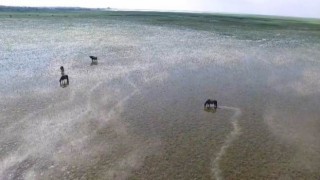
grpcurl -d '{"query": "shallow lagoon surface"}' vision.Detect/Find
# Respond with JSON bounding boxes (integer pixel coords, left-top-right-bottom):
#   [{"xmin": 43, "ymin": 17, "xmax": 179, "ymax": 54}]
[{"xmin": 0, "ymin": 11, "xmax": 320, "ymax": 179}]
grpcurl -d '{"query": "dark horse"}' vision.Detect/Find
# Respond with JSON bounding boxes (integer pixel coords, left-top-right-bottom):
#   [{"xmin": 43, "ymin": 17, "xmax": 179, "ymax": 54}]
[
  {"xmin": 204, "ymin": 99, "xmax": 218, "ymax": 109},
  {"xmin": 59, "ymin": 75, "xmax": 69, "ymax": 86},
  {"xmin": 89, "ymin": 56, "xmax": 98, "ymax": 62}
]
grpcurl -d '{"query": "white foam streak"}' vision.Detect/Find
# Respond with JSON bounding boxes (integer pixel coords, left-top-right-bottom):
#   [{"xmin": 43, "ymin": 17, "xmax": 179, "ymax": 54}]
[{"xmin": 211, "ymin": 106, "xmax": 242, "ymax": 180}]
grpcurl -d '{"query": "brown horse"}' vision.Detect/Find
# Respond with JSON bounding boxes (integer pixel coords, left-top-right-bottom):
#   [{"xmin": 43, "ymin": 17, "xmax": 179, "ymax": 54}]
[{"xmin": 204, "ymin": 99, "xmax": 218, "ymax": 109}]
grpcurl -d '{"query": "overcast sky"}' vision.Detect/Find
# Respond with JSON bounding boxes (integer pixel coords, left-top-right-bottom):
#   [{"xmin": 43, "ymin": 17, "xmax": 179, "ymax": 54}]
[{"xmin": 1, "ymin": 0, "xmax": 320, "ymax": 18}]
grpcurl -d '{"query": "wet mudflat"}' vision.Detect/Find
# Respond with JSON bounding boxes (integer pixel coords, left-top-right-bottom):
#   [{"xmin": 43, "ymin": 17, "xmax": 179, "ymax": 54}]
[{"xmin": 0, "ymin": 11, "xmax": 320, "ymax": 179}]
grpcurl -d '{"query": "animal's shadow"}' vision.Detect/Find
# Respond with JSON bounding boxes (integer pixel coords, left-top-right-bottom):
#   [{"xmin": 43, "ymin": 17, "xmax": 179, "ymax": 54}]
[{"xmin": 204, "ymin": 107, "xmax": 216, "ymax": 113}]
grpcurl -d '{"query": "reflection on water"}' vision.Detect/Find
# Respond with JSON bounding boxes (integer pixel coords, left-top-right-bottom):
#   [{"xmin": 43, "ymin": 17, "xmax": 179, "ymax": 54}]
[
  {"xmin": 204, "ymin": 107, "xmax": 217, "ymax": 113},
  {"xmin": 90, "ymin": 61, "xmax": 98, "ymax": 66},
  {"xmin": 60, "ymin": 83, "xmax": 69, "ymax": 88},
  {"xmin": 0, "ymin": 12, "xmax": 320, "ymax": 179}
]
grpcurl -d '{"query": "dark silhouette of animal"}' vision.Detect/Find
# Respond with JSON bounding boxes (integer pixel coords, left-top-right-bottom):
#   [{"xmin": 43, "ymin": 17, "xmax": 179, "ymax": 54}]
[
  {"xmin": 89, "ymin": 56, "xmax": 98, "ymax": 63},
  {"xmin": 60, "ymin": 66, "xmax": 64, "ymax": 74},
  {"xmin": 204, "ymin": 99, "xmax": 218, "ymax": 109},
  {"xmin": 59, "ymin": 75, "xmax": 69, "ymax": 86}
]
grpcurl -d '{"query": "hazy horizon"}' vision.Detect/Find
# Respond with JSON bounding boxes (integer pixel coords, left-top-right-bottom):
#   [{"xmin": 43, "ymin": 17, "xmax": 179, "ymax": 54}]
[{"xmin": 1, "ymin": 0, "xmax": 320, "ymax": 19}]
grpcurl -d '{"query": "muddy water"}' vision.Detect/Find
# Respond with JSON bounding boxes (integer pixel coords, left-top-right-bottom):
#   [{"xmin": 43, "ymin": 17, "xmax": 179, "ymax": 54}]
[{"xmin": 1, "ymin": 13, "xmax": 320, "ymax": 179}]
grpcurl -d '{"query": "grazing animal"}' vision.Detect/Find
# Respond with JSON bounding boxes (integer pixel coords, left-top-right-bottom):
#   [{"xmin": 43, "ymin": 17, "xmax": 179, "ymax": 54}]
[
  {"xmin": 59, "ymin": 75, "xmax": 69, "ymax": 86},
  {"xmin": 89, "ymin": 56, "xmax": 98, "ymax": 63},
  {"xmin": 204, "ymin": 99, "xmax": 218, "ymax": 109}
]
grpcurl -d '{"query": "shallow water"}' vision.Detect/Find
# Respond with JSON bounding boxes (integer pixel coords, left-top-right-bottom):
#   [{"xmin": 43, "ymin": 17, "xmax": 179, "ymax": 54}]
[{"xmin": 0, "ymin": 12, "xmax": 320, "ymax": 179}]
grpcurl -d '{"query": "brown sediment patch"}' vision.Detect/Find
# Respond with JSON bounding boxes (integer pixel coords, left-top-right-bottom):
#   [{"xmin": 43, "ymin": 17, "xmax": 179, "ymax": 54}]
[
  {"xmin": 128, "ymin": 109, "xmax": 234, "ymax": 179},
  {"xmin": 264, "ymin": 107, "xmax": 320, "ymax": 174}
]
